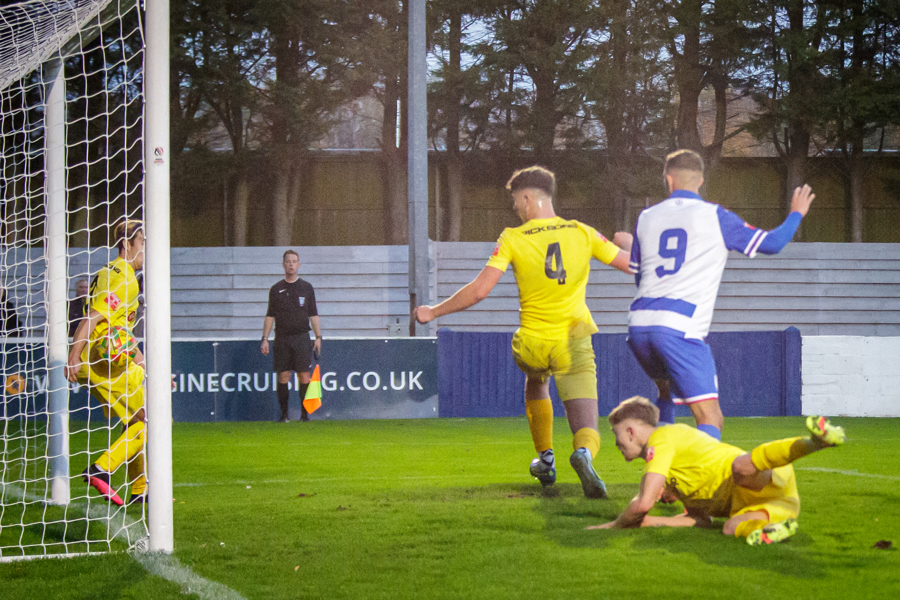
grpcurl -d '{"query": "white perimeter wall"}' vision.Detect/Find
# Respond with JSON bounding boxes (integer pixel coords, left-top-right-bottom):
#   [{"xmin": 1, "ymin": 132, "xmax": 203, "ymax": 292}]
[{"xmin": 802, "ymin": 336, "xmax": 900, "ymax": 417}]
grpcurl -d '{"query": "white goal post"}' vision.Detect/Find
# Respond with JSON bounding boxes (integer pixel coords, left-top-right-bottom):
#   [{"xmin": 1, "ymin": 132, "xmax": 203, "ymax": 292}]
[{"xmin": 0, "ymin": 0, "xmax": 171, "ymax": 559}]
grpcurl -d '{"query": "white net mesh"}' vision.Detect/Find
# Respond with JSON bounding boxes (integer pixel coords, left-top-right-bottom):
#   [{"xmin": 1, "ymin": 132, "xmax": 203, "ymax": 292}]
[{"xmin": 0, "ymin": 0, "xmax": 146, "ymax": 559}]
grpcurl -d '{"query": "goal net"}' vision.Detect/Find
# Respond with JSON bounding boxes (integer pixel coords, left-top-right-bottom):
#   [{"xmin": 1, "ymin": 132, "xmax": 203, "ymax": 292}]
[{"xmin": 0, "ymin": 0, "xmax": 148, "ymax": 559}]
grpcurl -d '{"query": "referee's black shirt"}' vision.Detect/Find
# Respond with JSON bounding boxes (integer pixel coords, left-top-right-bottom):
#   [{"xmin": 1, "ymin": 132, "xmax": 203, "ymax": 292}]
[{"xmin": 266, "ymin": 278, "xmax": 318, "ymax": 337}]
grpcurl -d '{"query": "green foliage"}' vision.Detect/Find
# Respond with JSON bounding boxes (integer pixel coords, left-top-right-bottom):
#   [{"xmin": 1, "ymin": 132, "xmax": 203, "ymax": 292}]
[{"xmin": 3, "ymin": 417, "xmax": 897, "ymax": 598}]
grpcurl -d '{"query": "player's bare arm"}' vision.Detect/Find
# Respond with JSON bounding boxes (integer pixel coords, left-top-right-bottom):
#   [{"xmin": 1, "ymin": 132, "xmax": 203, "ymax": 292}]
[
  {"xmin": 311, "ymin": 315, "xmax": 322, "ymax": 356},
  {"xmin": 613, "ymin": 231, "xmax": 633, "ymax": 252},
  {"xmin": 642, "ymin": 504, "xmax": 714, "ymax": 529},
  {"xmin": 608, "ymin": 249, "xmax": 633, "ymax": 274},
  {"xmin": 587, "ymin": 472, "xmax": 666, "ymax": 530},
  {"xmin": 65, "ymin": 308, "xmax": 106, "ymax": 382},
  {"xmin": 132, "ymin": 346, "xmax": 145, "ymax": 370},
  {"xmin": 641, "ymin": 514, "xmax": 712, "ymax": 527},
  {"xmin": 415, "ymin": 266, "xmax": 503, "ymax": 324},
  {"xmin": 260, "ymin": 316, "xmax": 275, "ymax": 355}
]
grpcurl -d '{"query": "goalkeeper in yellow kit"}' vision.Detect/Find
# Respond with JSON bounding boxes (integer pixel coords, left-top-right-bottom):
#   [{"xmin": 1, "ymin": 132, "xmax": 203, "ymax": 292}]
[
  {"xmin": 591, "ymin": 396, "xmax": 846, "ymax": 544},
  {"xmin": 415, "ymin": 166, "xmax": 631, "ymax": 497},
  {"xmin": 66, "ymin": 220, "xmax": 146, "ymax": 506}
]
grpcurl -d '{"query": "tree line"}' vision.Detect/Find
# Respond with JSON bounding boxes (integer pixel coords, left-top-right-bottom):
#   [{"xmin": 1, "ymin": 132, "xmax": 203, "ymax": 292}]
[{"xmin": 168, "ymin": 0, "xmax": 900, "ymax": 244}]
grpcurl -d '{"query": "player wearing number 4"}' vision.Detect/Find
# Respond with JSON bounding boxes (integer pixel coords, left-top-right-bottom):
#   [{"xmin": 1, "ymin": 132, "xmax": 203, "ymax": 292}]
[
  {"xmin": 66, "ymin": 220, "xmax": 147, "ymax": 507},
  {"xmin": 613, "ymin": 150, "xmax": 815, "ymax": 440},
  {"xmin": 415, "ymin": 166, "xmax": 632, "ymax": 498}
]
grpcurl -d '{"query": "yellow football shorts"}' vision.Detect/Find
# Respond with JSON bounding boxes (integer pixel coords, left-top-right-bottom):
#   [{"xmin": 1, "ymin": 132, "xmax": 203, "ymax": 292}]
[
  {"xmin": 731, "ymin": 465, "xmax": 801, "ymax": 524},
  {"xmin": 77, "ymin": 346, "xmax": 145, "ymax": 422},
  {"xmin": 511, "ymin": 330, "xmax": 597, "ymax": 401}
]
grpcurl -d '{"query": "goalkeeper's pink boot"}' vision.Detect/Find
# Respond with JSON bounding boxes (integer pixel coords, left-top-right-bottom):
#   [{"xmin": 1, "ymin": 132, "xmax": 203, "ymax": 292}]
[{"xmin": 83, "ymin": 465, "xmax": 124, "ymax": 506}]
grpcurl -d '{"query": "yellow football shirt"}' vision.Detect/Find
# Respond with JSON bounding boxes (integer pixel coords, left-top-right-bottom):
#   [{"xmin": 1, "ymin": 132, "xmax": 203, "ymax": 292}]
[
  {"xmin": 87, "ymin": 256, "xmax": 140, "ymax": 341},
  {"xmin": 485, "ymin": 217, "xmax": 620, "ymax": 340},
  {"xmin": 643, "ymin": 424, "xmax": 745, "ymax": 518}
]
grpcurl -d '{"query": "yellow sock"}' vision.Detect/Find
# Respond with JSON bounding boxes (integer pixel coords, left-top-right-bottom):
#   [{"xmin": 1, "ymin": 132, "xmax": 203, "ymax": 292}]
[
  {"xmin": 127, "ymin": 452, "xmax": 147, "ymax": 496},
  {"xmin": 96, "ymin": 421, "xmax": 145, "ymax": 473},
  {"xmin": 525, "ymin": 398, "xmax": 554, "ymax": 453},
  {"xmin": 573, "ymin": 427, "xmax": 601, "ymax": 460},
  {"xmin": 750, "ymin": 436, "xmax": 815, "ymax": 471},
  {"xmin": 734, "ymin": 519, "xmax": 768, "ymax": 538}
]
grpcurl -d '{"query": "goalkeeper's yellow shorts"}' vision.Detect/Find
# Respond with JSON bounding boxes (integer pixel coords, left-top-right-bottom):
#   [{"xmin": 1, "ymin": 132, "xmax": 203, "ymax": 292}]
[
  {"xmin": 730, "ymin": 465, "xmax": 801, "ymax": 524},
  {"xmin": 511, "ymin": 330, "xmax": 597, "ymax": 401},
  {"xmin": 77, "ymin": 346, "xmax": 145, "ymax": 423}
]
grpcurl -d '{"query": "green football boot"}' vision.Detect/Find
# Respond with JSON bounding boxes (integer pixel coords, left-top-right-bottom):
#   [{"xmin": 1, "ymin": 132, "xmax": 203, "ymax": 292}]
[
  {"xmin": 806, "ymin": 415, "xmax": 846, "ymax": 447},
  {"xmin": 746, "ymin": 519, "xmax": 799, "ymax": 545}
]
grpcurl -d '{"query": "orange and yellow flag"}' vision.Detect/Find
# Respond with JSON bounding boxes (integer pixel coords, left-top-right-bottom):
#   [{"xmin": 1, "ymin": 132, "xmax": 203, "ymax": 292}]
[{"xmin": 303, "ymin": 364, "xmax": 322, "ymax": 414}]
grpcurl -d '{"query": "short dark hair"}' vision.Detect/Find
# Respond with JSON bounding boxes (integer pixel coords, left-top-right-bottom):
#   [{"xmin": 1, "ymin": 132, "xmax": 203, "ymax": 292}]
[
  {"xmin": 506, "ymin": 166, "xmax": 556, "ymax": 198},
  {"xmin": 114, "ymin": 220, "xmax": 143, "ymax": 252},
  {"xmin": 283, "ymin": 250, "xmax": 299, "ymax": 261},
  {"xmin": 608, "ymin": 396, "xmax": 660, "ymax": 428},
  {"xmin": 664, "ymin": 149, "xmax": 704, "ymax": 176}
]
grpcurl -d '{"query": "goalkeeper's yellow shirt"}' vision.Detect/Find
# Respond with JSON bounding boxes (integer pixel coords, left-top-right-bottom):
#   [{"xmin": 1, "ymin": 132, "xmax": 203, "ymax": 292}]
[
  {"xmin": 643, "ymin": 424, "xmax": 745, "ymax": 518},
  {"xmin": 86, "ymin": 256, "xmax": 140, "ymax": 342},
  {"xmin": 485, "ymin": 217, "xmax": 620, "ymax": 340}
]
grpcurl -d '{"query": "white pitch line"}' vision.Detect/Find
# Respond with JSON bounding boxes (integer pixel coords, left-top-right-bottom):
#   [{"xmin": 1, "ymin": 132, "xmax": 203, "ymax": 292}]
[
  {"xmin": 173, "ymin": 473, "xmax": 531, "ymax": 488},
  {"xmin": 796, "ymin": 467, "xmax": 900, "ymax": 481},
  {"xmin": 134, "ymin": 552, "xmax": 246, "ymax": 600},
  {"xmin": 0, "ymin": 482, "xmax": 246, "ymax": 599}
]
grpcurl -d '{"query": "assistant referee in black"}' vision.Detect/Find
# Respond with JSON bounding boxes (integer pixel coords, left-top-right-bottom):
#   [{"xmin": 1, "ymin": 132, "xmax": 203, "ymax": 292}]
[{"xmin": 260, "ymin": 249, "xmax": 322, "ymax": 422}]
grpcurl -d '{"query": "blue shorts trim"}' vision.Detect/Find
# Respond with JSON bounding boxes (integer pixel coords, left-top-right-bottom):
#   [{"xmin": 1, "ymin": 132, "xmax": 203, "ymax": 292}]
[{"xmin": 627, "ymin": 327, "xmax": 718, "ymax": 404}]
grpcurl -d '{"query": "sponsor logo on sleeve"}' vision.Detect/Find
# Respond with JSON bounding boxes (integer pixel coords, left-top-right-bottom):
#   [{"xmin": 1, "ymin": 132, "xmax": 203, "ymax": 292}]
[
  {"xmin": 105, "ymin": 293, "xmax": 121, "ymax": 311},
  {"xmin": 596, "ymin": 231, "xmax": 609, "ymax": 243},
  {"xmin": 491, "ymin": 243, "xmax": 500, "ymax": 257},
  {"xmin": 645, "ymin": 446, "xmax": 655, "ymax": 462},
  {"xmin": 743, "ymin": 222, "xmax": 757, "ymax": 230}
]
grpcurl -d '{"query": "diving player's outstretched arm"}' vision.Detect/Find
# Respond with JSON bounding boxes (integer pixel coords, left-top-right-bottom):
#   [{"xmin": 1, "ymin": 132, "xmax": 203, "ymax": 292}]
[
  {"xmin": 586, "ymin": 472, "xmax": 666, "ymax": 530},
  {"xmin": 415, "ymin": 266, "xmax": 504, "ymax": 325}
]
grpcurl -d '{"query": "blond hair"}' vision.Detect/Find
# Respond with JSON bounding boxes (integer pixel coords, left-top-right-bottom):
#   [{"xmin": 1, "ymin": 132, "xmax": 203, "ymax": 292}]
[{"xmin": 608, "ymin": 396, "xmax": 660, "ymax": 427}]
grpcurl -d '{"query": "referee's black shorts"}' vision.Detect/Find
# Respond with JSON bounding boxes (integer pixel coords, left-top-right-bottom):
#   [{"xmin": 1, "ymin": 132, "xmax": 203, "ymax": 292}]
[{"xmin": 272, "ymin": 334, "xmax": 313, "ymax": 374}]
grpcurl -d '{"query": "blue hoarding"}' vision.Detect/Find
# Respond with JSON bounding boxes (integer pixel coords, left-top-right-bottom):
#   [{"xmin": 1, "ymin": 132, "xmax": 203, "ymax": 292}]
[
  {"xmin": 437, "ymin": 329, "xmax": 802, "ymax": 418},
  {"xmin": 172, "ymin": 338, "xmax": 438, "ymax": 422}
]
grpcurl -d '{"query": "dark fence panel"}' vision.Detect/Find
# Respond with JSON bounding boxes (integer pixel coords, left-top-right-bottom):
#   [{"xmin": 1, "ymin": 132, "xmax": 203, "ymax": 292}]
[{"xmin": 438, "ymin": 328, "xmax": 802, "ymax": 418}]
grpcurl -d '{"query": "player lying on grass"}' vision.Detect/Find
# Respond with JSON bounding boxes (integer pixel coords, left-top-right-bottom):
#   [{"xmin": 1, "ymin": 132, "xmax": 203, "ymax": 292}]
[
  {"xmin": 415, "ymin": 166, "xmax": 632, "ymax": 498},
  {"xmin": 588, "ymin": 396, "xmax": 845, "ymax": 544}
]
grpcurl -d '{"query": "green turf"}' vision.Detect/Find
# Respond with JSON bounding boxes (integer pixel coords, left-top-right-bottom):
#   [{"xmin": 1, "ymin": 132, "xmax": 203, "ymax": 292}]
[{"xmin": 1, "ymin": 416, "xmax": 898, "ymax": 599}]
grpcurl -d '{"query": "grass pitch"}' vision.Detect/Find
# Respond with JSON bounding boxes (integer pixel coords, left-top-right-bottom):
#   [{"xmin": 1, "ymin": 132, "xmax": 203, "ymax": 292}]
[{"xmin": 1, "ymin": 416, "xmax": 898, "ymax": 599}]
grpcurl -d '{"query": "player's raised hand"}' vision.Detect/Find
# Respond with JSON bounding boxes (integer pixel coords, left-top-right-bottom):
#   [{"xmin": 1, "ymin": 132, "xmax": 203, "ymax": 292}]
[
  {"xmin": 613, "ymin": 231, "xmax": 633, "ymax": 252},
  {"xmin": 414, "ymin": 305, "xmax": 435, "ymax": 325},
  {"xmin": 790, "ymin": 184, "xmax": 815, "ymax": 217}
]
